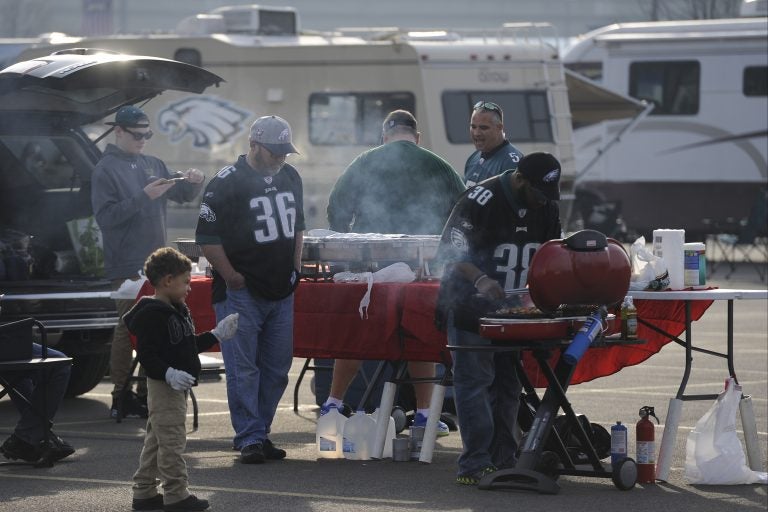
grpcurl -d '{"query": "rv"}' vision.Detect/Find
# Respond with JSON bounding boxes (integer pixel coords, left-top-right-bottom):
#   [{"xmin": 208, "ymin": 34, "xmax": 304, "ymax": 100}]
[
  {"xmin": 564, "ymin": 18, "xmax": 768, "ymax": 240},
  {"xmin": 12, "ymin": 5, "xmax": 584, "ymax": 235}
]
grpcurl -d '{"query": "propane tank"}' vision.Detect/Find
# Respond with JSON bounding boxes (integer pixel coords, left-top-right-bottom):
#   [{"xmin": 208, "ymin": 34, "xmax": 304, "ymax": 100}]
[{"xmin": 636, "ymin": 406, "xmax": 659, "ymax": 484}]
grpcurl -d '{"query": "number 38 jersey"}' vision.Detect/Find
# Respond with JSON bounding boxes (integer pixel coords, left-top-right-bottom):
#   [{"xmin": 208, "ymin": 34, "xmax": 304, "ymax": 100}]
[
  {"xmin": 437, "ymin": 169, "xmax": 561, "ymax": 309},
  {"xmin": 195, "ymin": 155, "xmax": 305, "ymax": 303}
]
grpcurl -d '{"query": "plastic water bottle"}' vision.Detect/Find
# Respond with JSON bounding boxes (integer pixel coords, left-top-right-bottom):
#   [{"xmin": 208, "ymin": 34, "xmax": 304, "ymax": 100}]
[
  {"xmin": 316, "ymin": 407, "xmax": 347, "ymax": 459},
  {"xmin": 343, "ymin": 410, "xmax": 376, "ymax": 460},
  {"xmin": 610, "ymin": 421, "xmax": 628, "ymax": 466},
  {"xmin": 373, "ymin": 408, "xmax": 396, "ymax": 459}
]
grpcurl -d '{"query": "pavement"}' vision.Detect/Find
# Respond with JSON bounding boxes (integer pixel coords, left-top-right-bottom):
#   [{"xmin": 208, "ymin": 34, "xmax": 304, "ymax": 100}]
[{"xmin": 1, "ymin": 262, "xmax": 766, "ymax": 512}]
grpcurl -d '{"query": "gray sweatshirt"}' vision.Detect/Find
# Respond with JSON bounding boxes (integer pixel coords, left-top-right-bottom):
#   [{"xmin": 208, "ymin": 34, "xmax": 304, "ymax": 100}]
[{"xmin": 91, "ymin": 144, "xmax": 204, "ymax": 280}]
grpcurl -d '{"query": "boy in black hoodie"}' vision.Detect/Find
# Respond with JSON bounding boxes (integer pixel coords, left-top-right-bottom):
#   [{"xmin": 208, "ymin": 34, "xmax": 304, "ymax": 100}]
[{"xmin": 125, "ymin": 247, "xmax": 238, "ymax": 512}]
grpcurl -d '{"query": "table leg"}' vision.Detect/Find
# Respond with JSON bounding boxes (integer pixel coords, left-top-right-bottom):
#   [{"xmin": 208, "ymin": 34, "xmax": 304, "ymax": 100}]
[
  {"xmin": 371, "ymin": 381, "xmax": 396, "ymax": 459},
  {"xmin": 418, "ymin": 383, "xmax": 446, "ymax": 463},
  {"xmin": 655, "ymin": 397, "xmax": 683, "ymax": 482}
]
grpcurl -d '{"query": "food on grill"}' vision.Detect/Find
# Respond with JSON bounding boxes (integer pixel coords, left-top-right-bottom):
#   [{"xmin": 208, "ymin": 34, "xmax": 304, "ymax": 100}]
[{"xmin": 491, "ymin": 305, "xmax": 545, "ymax": 317}]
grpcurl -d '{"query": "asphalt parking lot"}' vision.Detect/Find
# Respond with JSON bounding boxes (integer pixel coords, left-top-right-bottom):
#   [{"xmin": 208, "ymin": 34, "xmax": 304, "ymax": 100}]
[{"xmin": 1, "ymin": 262, "xmax": 766, "ymax": 512}]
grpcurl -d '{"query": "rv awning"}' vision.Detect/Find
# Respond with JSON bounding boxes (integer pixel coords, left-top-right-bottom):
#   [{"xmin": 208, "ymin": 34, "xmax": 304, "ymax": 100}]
[{"xmin": 565, "ymin": 68, "xmax": 647, "ymax": 127}]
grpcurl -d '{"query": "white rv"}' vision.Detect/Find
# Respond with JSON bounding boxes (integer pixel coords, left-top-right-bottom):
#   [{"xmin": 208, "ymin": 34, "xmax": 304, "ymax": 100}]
[
  {"xmin": 13, "ymin": 5, "xmax": 587, "ymax": 234},
  {"xmin": 564, "ymin": 18, "xmax": 768, "ymax": 240}
]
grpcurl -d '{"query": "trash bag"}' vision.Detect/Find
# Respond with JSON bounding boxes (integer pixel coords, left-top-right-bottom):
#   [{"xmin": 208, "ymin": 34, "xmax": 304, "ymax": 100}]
[
  {"xmin": 684, "ymin": 377, "xmax": 768, "ymax": 485},
  {"xmin": 334, "ymin": 262, "xmax": 415, "ymax": 318},
  {"xmin": 629, "ymin": 236, "xmax": 670, "ymax": 291}
]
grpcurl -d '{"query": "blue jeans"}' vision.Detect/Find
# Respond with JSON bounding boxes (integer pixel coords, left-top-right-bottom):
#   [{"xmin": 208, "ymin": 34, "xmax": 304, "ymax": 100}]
[
  {"xmin": 449, "ymin": 314, "xmax": 522, "ymax": 476},
  {"xmin": 2, "ymin": 344, "xmax": 70, "ymax": 444},
  {"xmin": 214, "ymin": 288, "xmax": 294, "ymax": 450}
]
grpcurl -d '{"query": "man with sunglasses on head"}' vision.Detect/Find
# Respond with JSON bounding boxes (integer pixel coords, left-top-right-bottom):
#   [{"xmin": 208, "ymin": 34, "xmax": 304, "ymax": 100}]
[
  {"xmin": 464, "ymin": 101, "xmax": 524, "ymax": 187},
  {"xmin": 92, "ymin": 106, "xmax": 205, "ymax": 420},
  {"xmin": 435, "ymin": 152, "xmax": 562, "ymax": 486}
]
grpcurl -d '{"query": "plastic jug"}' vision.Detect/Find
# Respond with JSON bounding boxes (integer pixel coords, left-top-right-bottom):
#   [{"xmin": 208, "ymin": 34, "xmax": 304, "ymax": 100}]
[
  {"xmin": 343, "ymin": 410, "xmax": 376, "ymax": 460},
  {"xmin": 316, "ymin": 407, "xmax": 346, "ymax": 459},
  {"xmin": 374, "ymin": 408, "xmax": 396, "ymax": 459}
]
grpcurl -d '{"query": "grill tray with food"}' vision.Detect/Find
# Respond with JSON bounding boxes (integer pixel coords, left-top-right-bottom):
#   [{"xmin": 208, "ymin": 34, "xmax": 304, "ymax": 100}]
[{"xmin": 477, "ymin": 230, "xmax": 630, "ymax": 342}]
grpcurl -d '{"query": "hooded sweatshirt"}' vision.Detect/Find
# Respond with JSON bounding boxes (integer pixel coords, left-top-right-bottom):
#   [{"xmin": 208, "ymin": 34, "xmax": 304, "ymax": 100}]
[
  {"xmin": 124, "ymin": 296, "xmax": 218, "ymax": 382},
  {"xmin": 91, "ymin": 143, "xmax": 204, "ymax": 280}
]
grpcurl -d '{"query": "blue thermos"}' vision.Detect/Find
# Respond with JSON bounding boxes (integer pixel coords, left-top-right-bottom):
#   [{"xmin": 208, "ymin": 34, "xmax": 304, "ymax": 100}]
[{"xmin": 610, "ymin": 421, "xmax": 628, "ymax": 466}]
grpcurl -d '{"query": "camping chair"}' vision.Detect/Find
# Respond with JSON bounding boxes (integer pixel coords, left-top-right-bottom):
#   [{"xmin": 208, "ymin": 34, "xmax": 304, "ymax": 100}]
[{"xmin": 0, "ymin": 318, "xmax": 72, "ymax": 467}]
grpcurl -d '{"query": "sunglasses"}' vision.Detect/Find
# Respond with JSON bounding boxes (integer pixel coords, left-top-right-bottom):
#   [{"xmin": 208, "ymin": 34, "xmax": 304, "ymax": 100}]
[
  {"xmin": 473, "ymin": 101, "xmax": 502, "ymax": 114},
  {"xmin": 123, "ymin": 128, "xmax": 154, "ymax": 141}
]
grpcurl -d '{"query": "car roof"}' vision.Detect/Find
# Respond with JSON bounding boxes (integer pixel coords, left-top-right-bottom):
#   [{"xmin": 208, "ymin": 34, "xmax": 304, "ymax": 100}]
[{"xmin": 0, "ymin": 48, "xmax": 223, "ymax": 126}]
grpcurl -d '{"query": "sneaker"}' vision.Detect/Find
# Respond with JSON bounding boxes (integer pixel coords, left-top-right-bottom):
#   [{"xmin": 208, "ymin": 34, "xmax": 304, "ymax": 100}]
[
  {"xmin": 262, "ymin": 439, "xmax": 286, "ymax": 460},
  {"xmin": 163, "ymin": 495, "xmax": 209, "ymax": 511},
  {"xmin": 319, "ymin": 403, "xmax": 342, "ymax": 416},
  {"xmin": 112, "ymin": 392, "xmax": 149, "ymax": 419},
  {"xmin": 240, "ymin": 443, "xmax": 265, "ymax": 464},
  {"xmin": 456, "ymin": 465, "xmax": 497, "ymax": 486},
  {"xmin": 0, "ymin": 434, "xmax": 41, "ymax": 462},
  {"xmin": 132, "ymin": 494, "xmax": 164, "ymax": 511},
  {"xmin": 40, "ymin": 432, "xmax": 75, "ymax": 462},
  {"xmin": 412, "ymin": 412, "xmax": 450, "ymax": 437}
]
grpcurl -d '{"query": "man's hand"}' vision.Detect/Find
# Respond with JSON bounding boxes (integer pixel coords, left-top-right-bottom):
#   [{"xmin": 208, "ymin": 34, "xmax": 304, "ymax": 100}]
[
  {"xmin": 212, "ymin": 313, "xmax": 239, "ymax": 342},
  {"xmin": 224, "ymin": 272, "xmax": 246, "ymax": 290},
  {"xmin": 144, "ymin": 178, "xmax": 175, "ymax": 200},
  {"xmin": 181, "ymin": 168, "xmax": 205, "ymax": 184},
  {"xmin": 474, "ymin": 274, "xmax": 505, "ymax": 300},
  {"xmin": 165, "ymin": 367, "xmax": 195, "ymax": 391}
]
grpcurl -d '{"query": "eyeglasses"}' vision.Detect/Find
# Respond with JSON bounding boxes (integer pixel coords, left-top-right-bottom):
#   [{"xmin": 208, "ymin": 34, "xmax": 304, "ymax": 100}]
[
  {"xmin": 122, "ymin": 128, "xmax": 154, "ymax": 141},
  {"xmin": 473, "ymin": 101, "xmax": 502, "ymax": 114}
]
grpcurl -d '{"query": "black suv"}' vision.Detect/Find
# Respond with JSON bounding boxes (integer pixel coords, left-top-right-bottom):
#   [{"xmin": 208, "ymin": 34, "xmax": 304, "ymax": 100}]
[{"xmin": 0, "ymin": 49, "xmax": 221, "ymax": 395}]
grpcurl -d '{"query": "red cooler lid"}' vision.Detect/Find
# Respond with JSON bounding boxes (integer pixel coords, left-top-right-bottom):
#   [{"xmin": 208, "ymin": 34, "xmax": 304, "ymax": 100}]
[{"xmin": 528, "ymin": 230, "xmax": 631, "ymax": 313}]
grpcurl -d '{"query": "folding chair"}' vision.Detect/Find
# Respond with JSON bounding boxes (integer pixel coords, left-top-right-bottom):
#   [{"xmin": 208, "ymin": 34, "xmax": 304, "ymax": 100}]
[{"xmin": 0, "ymin": 318, "xmax": 72, "ymax": 467}]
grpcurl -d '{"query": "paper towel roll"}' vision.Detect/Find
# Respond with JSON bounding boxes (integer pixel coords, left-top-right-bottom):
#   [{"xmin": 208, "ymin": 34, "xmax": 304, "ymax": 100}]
[{"xmin": 652, "ymin": 229, "xmax": 685, "ymax": 290}]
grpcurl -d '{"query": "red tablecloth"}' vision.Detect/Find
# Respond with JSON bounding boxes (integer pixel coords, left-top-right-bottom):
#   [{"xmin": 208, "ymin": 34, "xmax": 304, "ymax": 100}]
[{"xmin": 143, "ymin": 278, "xmax": 714, "ymax": 387}]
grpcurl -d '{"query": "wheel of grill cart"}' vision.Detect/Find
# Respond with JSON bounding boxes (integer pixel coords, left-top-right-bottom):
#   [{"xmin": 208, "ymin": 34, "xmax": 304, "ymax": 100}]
[
  {"xmin": 536, "ymin": 450, "xmax": 561, "ymax": 481},
  {"xmin": 612, "ymin": 457, "xmax": 638, "ymax": 490},
  {"xmin": 391, "ymin": 406, "xmax": 408, "ymax": 434}
]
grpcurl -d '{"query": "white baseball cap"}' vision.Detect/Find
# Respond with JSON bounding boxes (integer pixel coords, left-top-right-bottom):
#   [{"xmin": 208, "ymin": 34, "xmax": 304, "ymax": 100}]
[{"xmin": 249, "ymin": 115, "xmax": 299, "ymax": 155}]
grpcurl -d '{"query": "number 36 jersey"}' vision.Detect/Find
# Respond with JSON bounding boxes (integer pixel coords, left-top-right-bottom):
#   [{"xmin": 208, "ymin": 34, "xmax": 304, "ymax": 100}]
[
  {"xmin": 196, "ymin": 155, "xmax": 305, "ymax": 302},
  {"xmin": 437, "ymin": 169, "xmax": 561, "ymax": 302}
]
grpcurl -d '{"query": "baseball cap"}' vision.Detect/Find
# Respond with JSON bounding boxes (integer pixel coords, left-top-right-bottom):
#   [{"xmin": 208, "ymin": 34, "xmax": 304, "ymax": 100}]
[
  {"xmin": 105, "ymin": 106, "xmax": 149, "ymax": 127},
  {"xmin": 516, "ymin": 152, "xmax": 561, "ymax": 201},
  {"xmin": 249, "ymin": 115, "xmax": 299, "ymax": 155},
  {"xmin": 382, "ymin": 110, "xmax": 417, "ymax": 131}
]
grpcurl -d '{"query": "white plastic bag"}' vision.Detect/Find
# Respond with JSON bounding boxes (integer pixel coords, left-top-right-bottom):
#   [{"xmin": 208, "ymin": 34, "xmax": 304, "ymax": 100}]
[
  {"xmin": 684, "ymin": 377, "xmax": 768, "ymax": 485},
  {"xmin": 629, "ymin": 236, "xmax": 670, "ymax": 291},
  {"xmin": 333, "ymin": 262, "xmax": 415, "ymax": 318},
  {"xmin": 110, "ymin": 271, "xmax": 148, "ymax": 300}
]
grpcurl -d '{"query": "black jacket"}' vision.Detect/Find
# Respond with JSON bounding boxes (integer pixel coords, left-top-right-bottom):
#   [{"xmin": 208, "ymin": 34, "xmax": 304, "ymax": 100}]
[{"xmin": 124, "ymin": 297, "xmax": 218, "ymax": 382}]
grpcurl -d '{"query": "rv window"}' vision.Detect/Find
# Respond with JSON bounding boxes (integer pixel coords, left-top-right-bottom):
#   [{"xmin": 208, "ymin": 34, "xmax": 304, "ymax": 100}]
[
  {"xmin": 629, "ymin": 61, "xmax": 700, "ymax": 115},
  {"xmin": 309, "ymin": 92, "xmax": 415, "ymax": 146},
  {"xmin": 743, "ymin": 66, "xmax": 767, "ymax": 97},
  {"xmin": 174, "ymin": 48, "xmax": 202, "ymax": 68},
  {"xmin": 565, "ymin": 62, "xmax": 603, "ymax": 83},
  {"xmin": 441, "ymin": 91, "xmax": 553, "ymax": 144}
]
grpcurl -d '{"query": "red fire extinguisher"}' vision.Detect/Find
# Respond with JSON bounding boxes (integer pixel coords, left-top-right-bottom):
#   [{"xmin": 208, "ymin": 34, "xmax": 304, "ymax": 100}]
[{"xmin": 636, "ymin": 406, "xmax": 659, "ymax": 484}]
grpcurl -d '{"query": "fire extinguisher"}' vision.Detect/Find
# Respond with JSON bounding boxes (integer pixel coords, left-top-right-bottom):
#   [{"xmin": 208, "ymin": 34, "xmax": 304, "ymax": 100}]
[{"xmin": 636, "ymin": 406, "xmax": 659, "ymax": 484}]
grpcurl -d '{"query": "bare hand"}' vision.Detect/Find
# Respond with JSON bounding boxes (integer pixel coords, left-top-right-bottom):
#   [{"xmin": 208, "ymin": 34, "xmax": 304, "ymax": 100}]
[
  {"xmin": 225, "ymin": 272, "xmax": 246, "ymax": 290},
  {"xmin": 143, "ymin": 178, "xmax": 175, "ymax": 200},
  {"xmin": 475, "ymin": 275, "xmax": 505, "ymax": 300},
  {"xmin": 182, "ymin": 168, "xmax": 205, "ymax": 184}
]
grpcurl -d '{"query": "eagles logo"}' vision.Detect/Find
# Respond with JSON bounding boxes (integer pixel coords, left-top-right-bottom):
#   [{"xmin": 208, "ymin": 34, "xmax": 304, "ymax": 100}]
[
  {"xmin": 542, "ymin": 168, "xmax": 560, "ymax": 182},
  {"xmin": 450, "ymin": 227, "xmax": 468, "ymax": 250},
  {"xmin": 157, "ymin": 96, "xmax": 251, "ymax": 149},
  {"xmin": 199, "ymin": 203, "xmax": 216, "ymax": 222}
]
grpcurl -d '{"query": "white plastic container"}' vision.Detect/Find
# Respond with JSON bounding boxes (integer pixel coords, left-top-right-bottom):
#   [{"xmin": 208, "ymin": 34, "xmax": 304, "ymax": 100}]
[
  {"xmin": 683, "ymin": 242, "xmax": 706, "ymax": 287},
  {"xmin": 373, "ymin": 408, "xmax": 396, "ymax": 459},
  {"xmin": 343, "ymin": 410, "xmax": 376, "ymax": 460},
  {"xmin": 653, "ymin": 229, "xmax": 686, "ymax": 289},
  {"xmin": 316, "ymin": 407, "xmax": 347, "ymax": 459}
]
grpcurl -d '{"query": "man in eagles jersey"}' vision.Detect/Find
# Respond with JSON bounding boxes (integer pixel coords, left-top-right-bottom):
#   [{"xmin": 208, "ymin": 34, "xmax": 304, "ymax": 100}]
[
  {"xmin": 464, "ymin": 101, "xmax": 524, "ymax": 187},
  {"xmin": 436, "ymin": 152, "xmax": 562, "ymax": 485},
  {"xmin": 195, "ymin": 115, "xmax": 304, "ymax": 464}
]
